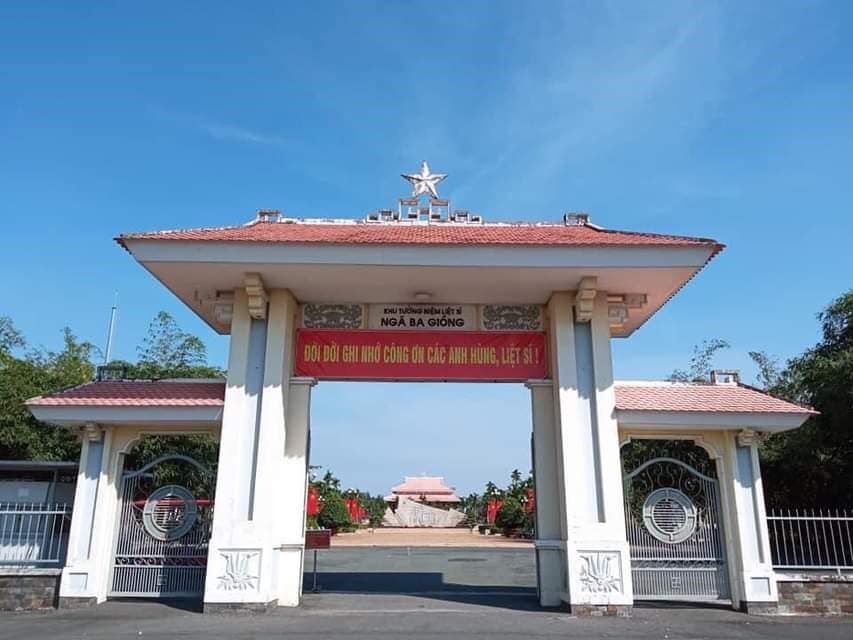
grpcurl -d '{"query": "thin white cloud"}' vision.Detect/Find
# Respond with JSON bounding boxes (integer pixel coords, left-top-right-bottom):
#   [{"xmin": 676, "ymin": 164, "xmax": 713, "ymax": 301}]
[
  {"xmin": 150, "ymin": 107, "xmax": 287, "ymax": 147},
  {"xmin": 196, "ymin": 120, "xmax": 286, "ymax": 146}
]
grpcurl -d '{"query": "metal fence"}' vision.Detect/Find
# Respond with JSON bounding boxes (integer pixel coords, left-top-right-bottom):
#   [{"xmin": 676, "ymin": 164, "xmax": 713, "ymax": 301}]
[
  {"xmin": 0, "ymin": 502, "xmax": 72, "ymax": 567},
  {"xmin": 767, "ymin": 509, "xmax": 853, "ymax": 572}
]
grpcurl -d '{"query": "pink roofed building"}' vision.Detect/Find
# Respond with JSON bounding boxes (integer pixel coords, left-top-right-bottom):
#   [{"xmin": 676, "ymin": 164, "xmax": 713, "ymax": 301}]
[{"xmin": 384, "ymin": 476, "xmax": 461, "ymax": 508}]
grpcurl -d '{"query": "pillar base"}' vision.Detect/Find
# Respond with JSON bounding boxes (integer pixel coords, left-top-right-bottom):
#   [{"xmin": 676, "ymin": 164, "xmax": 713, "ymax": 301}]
[
  {"xmin": 740, "ymin": 601, "xmax": 779, "ymax": 616},
  {"xmin": 58, "ymin": 596, "xmax": 98, "ymax": 609},
  {"xmin": 569, "ymin": 603, "xmax": 632, "ymax": 617},
  {"xmin": 203, "ymin": 600, "xmax": 278, "ymax": 614}
]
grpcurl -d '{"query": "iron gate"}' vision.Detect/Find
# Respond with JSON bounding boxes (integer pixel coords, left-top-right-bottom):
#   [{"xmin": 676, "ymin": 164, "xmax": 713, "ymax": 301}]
[
  {"xmin": 623, "ymin": 457, "xmax": 730, "ymax": 600},
  {"xmin": 110, "ymin": 454, "xmax": 214, "ymax": 598}
]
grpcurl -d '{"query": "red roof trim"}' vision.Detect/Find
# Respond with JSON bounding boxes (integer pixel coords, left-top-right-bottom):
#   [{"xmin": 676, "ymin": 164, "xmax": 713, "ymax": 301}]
[
  {"xmin": 26, "ymin": 380, "xmax": 225, "ymax": 407},
  {"xmin": 614, "ymin": 383, "xmax": 816, "ymax": 415},
  {"xmin": 28, "ymin": 379, "xmax": 813, "ymax": 415},
  {"xmin": 116, "ymin": 219, "xmax": 724, "ymax": 251}
]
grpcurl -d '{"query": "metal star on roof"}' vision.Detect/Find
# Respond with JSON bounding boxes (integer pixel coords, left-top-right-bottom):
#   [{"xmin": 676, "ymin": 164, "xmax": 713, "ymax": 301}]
[{"xmin": 401, "ymin": 161, "xmax": 447, "ymax": 199}]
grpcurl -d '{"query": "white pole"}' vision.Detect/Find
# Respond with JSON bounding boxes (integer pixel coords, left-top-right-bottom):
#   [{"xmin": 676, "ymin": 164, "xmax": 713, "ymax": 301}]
[{"xmin": 104, "ymin": 293, "xmax": 118, "ymax": 364}]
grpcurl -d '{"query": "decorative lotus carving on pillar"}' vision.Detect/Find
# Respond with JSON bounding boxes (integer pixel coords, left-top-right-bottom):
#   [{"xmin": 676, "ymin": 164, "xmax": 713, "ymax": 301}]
[
  {"xmin": 217, "ymin": 551, "xmax": 259, "ymax": 591},
  {"xmin": 578, "ymin": 552, "xmax": 622, "ymax": 594}
]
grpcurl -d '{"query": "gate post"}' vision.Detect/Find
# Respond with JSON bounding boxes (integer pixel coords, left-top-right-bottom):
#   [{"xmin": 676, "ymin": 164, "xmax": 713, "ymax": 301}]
[
  {"xmin": 719, "ymin": 429, "xmax": 779, "ymax": 613},
  {"xmin": 204, "ymin": 286, "xmax": 297, "ymax": 611},
  {"xmin": 545, "ymin": 289, "xmax": 633, "ymax": 615},
  {"xmin": 58, "ymin": 424, "xmax": 116, "ymax": 607},
  {"xmin": 527, "ymin": 380, "xmax": 564, "ymax": 607},
  {"xmin": 276, "ymin": 376, "xmax": 315, "ymax": 606}
]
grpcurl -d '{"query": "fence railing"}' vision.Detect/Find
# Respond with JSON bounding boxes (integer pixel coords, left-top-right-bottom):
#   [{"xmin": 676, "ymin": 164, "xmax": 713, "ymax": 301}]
[
  {"xmin": 767, "ymin": 509, "xmax": 853, "ymax": 572},
  {"xmin": 0, "ymin": 502, "xmax": 72, "ymax": 567}
]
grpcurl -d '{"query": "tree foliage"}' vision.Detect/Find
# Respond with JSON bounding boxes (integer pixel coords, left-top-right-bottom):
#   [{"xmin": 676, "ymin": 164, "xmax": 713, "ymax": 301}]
[
  {"xmin": 0, "ymin": 322, "xmax": 97, "ymax": 461},
  {"xmin": 128, "ymin": 311, "xmax": 222, "ymax": 379},
  {"xmin": 122, "ymin": 434, "xmax": 219, "ymax": 495},
  {"xmin": 469, "ymin": 469, "xmax": 535, "ymax": 535},
  {"xmin": 669, "ymin": 338, "xmax": 730, "ymax": 382},
  {"xmin": 0, "ymin": 312, "xmax": 220, "ymax": 463},
  {"xmin": 0, "ymin": 317, "xmax": 25, "ymax": 355},
  {"xmin": 495, "ymin": 496, "xmax": 526, "ymax": 531},
  {"xmin": 761, "ymin": 291, "xmax": 853, "ymax": 507},
  {"xmin": 311, "ymin": 470, "xmax": 353, "ymax": 532},
  {"xmin": 748, "ymin": 350, "xmax": 782, "ymax": 391}
]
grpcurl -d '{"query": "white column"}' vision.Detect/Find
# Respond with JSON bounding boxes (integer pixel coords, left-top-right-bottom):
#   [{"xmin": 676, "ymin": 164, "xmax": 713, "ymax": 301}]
[
  {"xmin": 527, "ymin": 380, "xmax": 564, "ymax": 607},
  {"xmin": 204, "ymin": 288, "xmax": 297, "ymax": 610},
  {"xmin": 59, "ymin": 424, "xmax": 115, "ymax": 606},
  {"xmin": 547, "ymin": 290, "xmax": 633, "ymax": 614},
  {"xmin": 720, "ymin": 429, "xmax": 778, "ymax": 613},
  {"xmin": 276, "ymin": 377, "xmax": 315, "ymax": 606}
]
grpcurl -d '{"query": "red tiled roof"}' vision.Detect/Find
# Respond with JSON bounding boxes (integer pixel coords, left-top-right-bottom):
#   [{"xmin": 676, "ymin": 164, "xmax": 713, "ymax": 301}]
[
  {"xmin": 614, "ymin": 383, "xmax": 816, "ymax": 414},
  {"xmin": 27, "ymin": 379, "xmax": 813, "ymax": 415},
  {"xmin": 26, "ymin": 380, "xmax": 225, "ymax": 407},
  {"xmin": 386, "ymin": 494, "xmax": 461, "ymax": 503},
  {"xmin": 388, "ymin": 477, "xmax": 460, "ymax": 503},
  {"xmin": 117, "ymin": 220, "xmax": 723, "ymax": 250},
  {"xmin": 391, "ymin": 476, "xmax": 457, "ymax": 495}
]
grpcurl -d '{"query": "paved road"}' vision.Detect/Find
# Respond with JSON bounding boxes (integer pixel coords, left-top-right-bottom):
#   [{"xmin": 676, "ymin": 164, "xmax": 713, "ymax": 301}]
[
  {"xmin": 2, "ymin": 548, "xmax": 850, "ymax": 639},
  {"xmin": 2, "ymin": 596, "xmax": 851, "ymax": 640},
  {"xmin": 302, "ymin": 546, "xmax": 537, "ymax": 594}
]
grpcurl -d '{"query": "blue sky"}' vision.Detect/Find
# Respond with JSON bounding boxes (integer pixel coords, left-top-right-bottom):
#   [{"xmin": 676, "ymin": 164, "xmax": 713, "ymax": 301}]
[{"xmin": 2, "ymin": 1, "xmax": 851, "ymax": 494}]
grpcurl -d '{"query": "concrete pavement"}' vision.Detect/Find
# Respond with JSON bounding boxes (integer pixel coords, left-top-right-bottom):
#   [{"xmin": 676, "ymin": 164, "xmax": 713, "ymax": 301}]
[
  {"xmin": 2, "ymin": 547, "xmax": 850, "ymax": 639},
  {"xmin": 303, "ymin": 546, "xmax": 537, "ymax": 593},
  {"xmin": 2, "ymin": 595, "xmax": 851, "ymax": 640}
]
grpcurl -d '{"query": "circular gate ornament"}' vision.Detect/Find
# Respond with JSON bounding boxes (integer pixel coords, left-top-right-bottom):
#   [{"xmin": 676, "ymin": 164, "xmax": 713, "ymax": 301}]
[
  {"xmin": 642, "ymin": 488, "xmax": 698, "ymax": 544},
  {"xmin": 142, "ymin": 485, "xmax": 198, "ymax": 541}
]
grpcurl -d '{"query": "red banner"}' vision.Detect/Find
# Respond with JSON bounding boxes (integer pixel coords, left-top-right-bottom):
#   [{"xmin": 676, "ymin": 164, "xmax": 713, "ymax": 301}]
[{"xmin": 295, "ymin": 329, "xmax": 547, "ymax": 381}]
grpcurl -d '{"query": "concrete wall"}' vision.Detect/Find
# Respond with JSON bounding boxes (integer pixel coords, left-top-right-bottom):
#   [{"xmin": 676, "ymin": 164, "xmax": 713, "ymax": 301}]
[
  {"xmin": 776, "ymin": 572, "xmax": 853, "ymax": 615},
  {"xmin": 0, "ymin": 569, "xmax": 61, "ymax": 610}
]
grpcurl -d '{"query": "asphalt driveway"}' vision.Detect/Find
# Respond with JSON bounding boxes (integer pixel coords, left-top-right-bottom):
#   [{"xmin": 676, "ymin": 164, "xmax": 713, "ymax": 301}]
[
  {"xmin": 1, "ymin": 547, "xmax": 850, "ymax": 639},
  {"xmin": 2, "ymin": 595, "xmax": 851, "ymax": 640},
  {"xmin": 302, "ymin": 546, "xmax": 537, "ymax": 594}
]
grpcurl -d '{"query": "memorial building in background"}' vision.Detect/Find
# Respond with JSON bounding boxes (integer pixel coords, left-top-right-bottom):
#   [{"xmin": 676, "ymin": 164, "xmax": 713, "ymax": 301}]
[
  {"xmin": 384, "ymin": 476, "xmax": 461, "ymax": 509},
  {"xmin": 27, "ymin": 163, "xmax": 814, "ymax": 616}
]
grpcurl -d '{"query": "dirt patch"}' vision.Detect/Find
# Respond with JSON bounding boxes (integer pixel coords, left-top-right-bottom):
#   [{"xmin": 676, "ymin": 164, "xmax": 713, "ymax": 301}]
[{"xmin": 330, "ymin": 527, "xmax": 532, "ymax": 548}]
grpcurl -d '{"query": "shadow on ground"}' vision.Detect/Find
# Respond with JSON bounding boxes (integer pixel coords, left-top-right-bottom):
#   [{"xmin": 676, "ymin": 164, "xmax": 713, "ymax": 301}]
[
  {"xmin": 302, "ymin": 571, "xmax": 541, "ymax": 611},
  {"xmin": 108, "ymin": 596, "xmax": 204, "ymax": 613},
  {"xmin": 633, "ymin": 599, "xmax": 734, "ymax": 611}
]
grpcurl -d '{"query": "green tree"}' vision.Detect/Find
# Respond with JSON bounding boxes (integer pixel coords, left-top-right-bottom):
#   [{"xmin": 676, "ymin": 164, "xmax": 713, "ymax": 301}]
[
  {"xmin": 749, "ymin": 350, "xmax": 782, "ymax": 390},
  {"xmin": 669, "ymin": 338, "xmax": 730, "ymax": 382},
  {"xmin": 0, "ymin": 324, "xmax": 97, "ymax": 460},
  {"xmin": 359, "ymin": 492, "xmax": 387, "ymax": 528},
  {"xmin": 0, "ymin": 317, "xmax": 25, "ymax": 355},
  {"xmin": 461, "ymin": 492, "xmax": 485, "ymax": 524},
  {"xmin": 127, "ymin": 311, "xmax": 222, "ymax": 379},
  {"xmin": 317, "ymin": 491, "xmax": 352, "ymax": 532},
  {"xmin": 495, "ymin": 496, "xmax": 526, "ymax": 532},
  {"xmin": 761, "ymin": 292, "xmax": 853, "ymax": 507},
  {"xmin": 122, "ymin": 434, "xmax": 219, "ymax": 495}
]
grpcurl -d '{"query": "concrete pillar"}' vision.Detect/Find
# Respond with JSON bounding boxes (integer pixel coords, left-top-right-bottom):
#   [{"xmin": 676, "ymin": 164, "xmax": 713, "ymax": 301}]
[
  {"xmin": 204, "ymin": 288, "xmax": 297, "ymax": 611},
  {"xmin": 276, "ymin": 377, "xmax": 315, "ymax": 606},
  {"xmin": 58, "ymin": 424, "xmax": 114, "ymax": 607},
  {"xmin": 545, "ymin": 290, "xmax": 633, "ymax": 615},
  {"xmin": 527, "ymin": 380, "xmax": 564, "ymax": 607},
  {"xmin": 720, "ymin": 429, "xmax": 778, "ymax": 613}
]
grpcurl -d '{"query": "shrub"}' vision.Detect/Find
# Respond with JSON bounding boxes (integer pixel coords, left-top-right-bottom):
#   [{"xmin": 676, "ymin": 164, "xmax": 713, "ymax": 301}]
[
  {"xmin": 495, "ymin": 496, "xmax": 526, "ymax": 532},
  {"xmin": 317, "ymin": 492, "xmax": 353, "ymax": 532}
]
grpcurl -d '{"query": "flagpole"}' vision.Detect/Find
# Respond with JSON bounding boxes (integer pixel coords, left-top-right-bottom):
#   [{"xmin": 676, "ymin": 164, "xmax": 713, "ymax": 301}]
[{"xmin": 104, "ymin": 292, "xmax": 118, "ymax": 364}]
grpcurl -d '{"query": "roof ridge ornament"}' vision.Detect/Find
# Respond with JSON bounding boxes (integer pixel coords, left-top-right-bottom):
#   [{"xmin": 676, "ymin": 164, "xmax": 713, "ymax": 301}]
[
  {"xmin": 364, "ymin": 162, "xmax": 483, "ymax": 224},
  {"xmin": 401, "ymin": 161, "xmax": 447, "ymax": 199}
]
